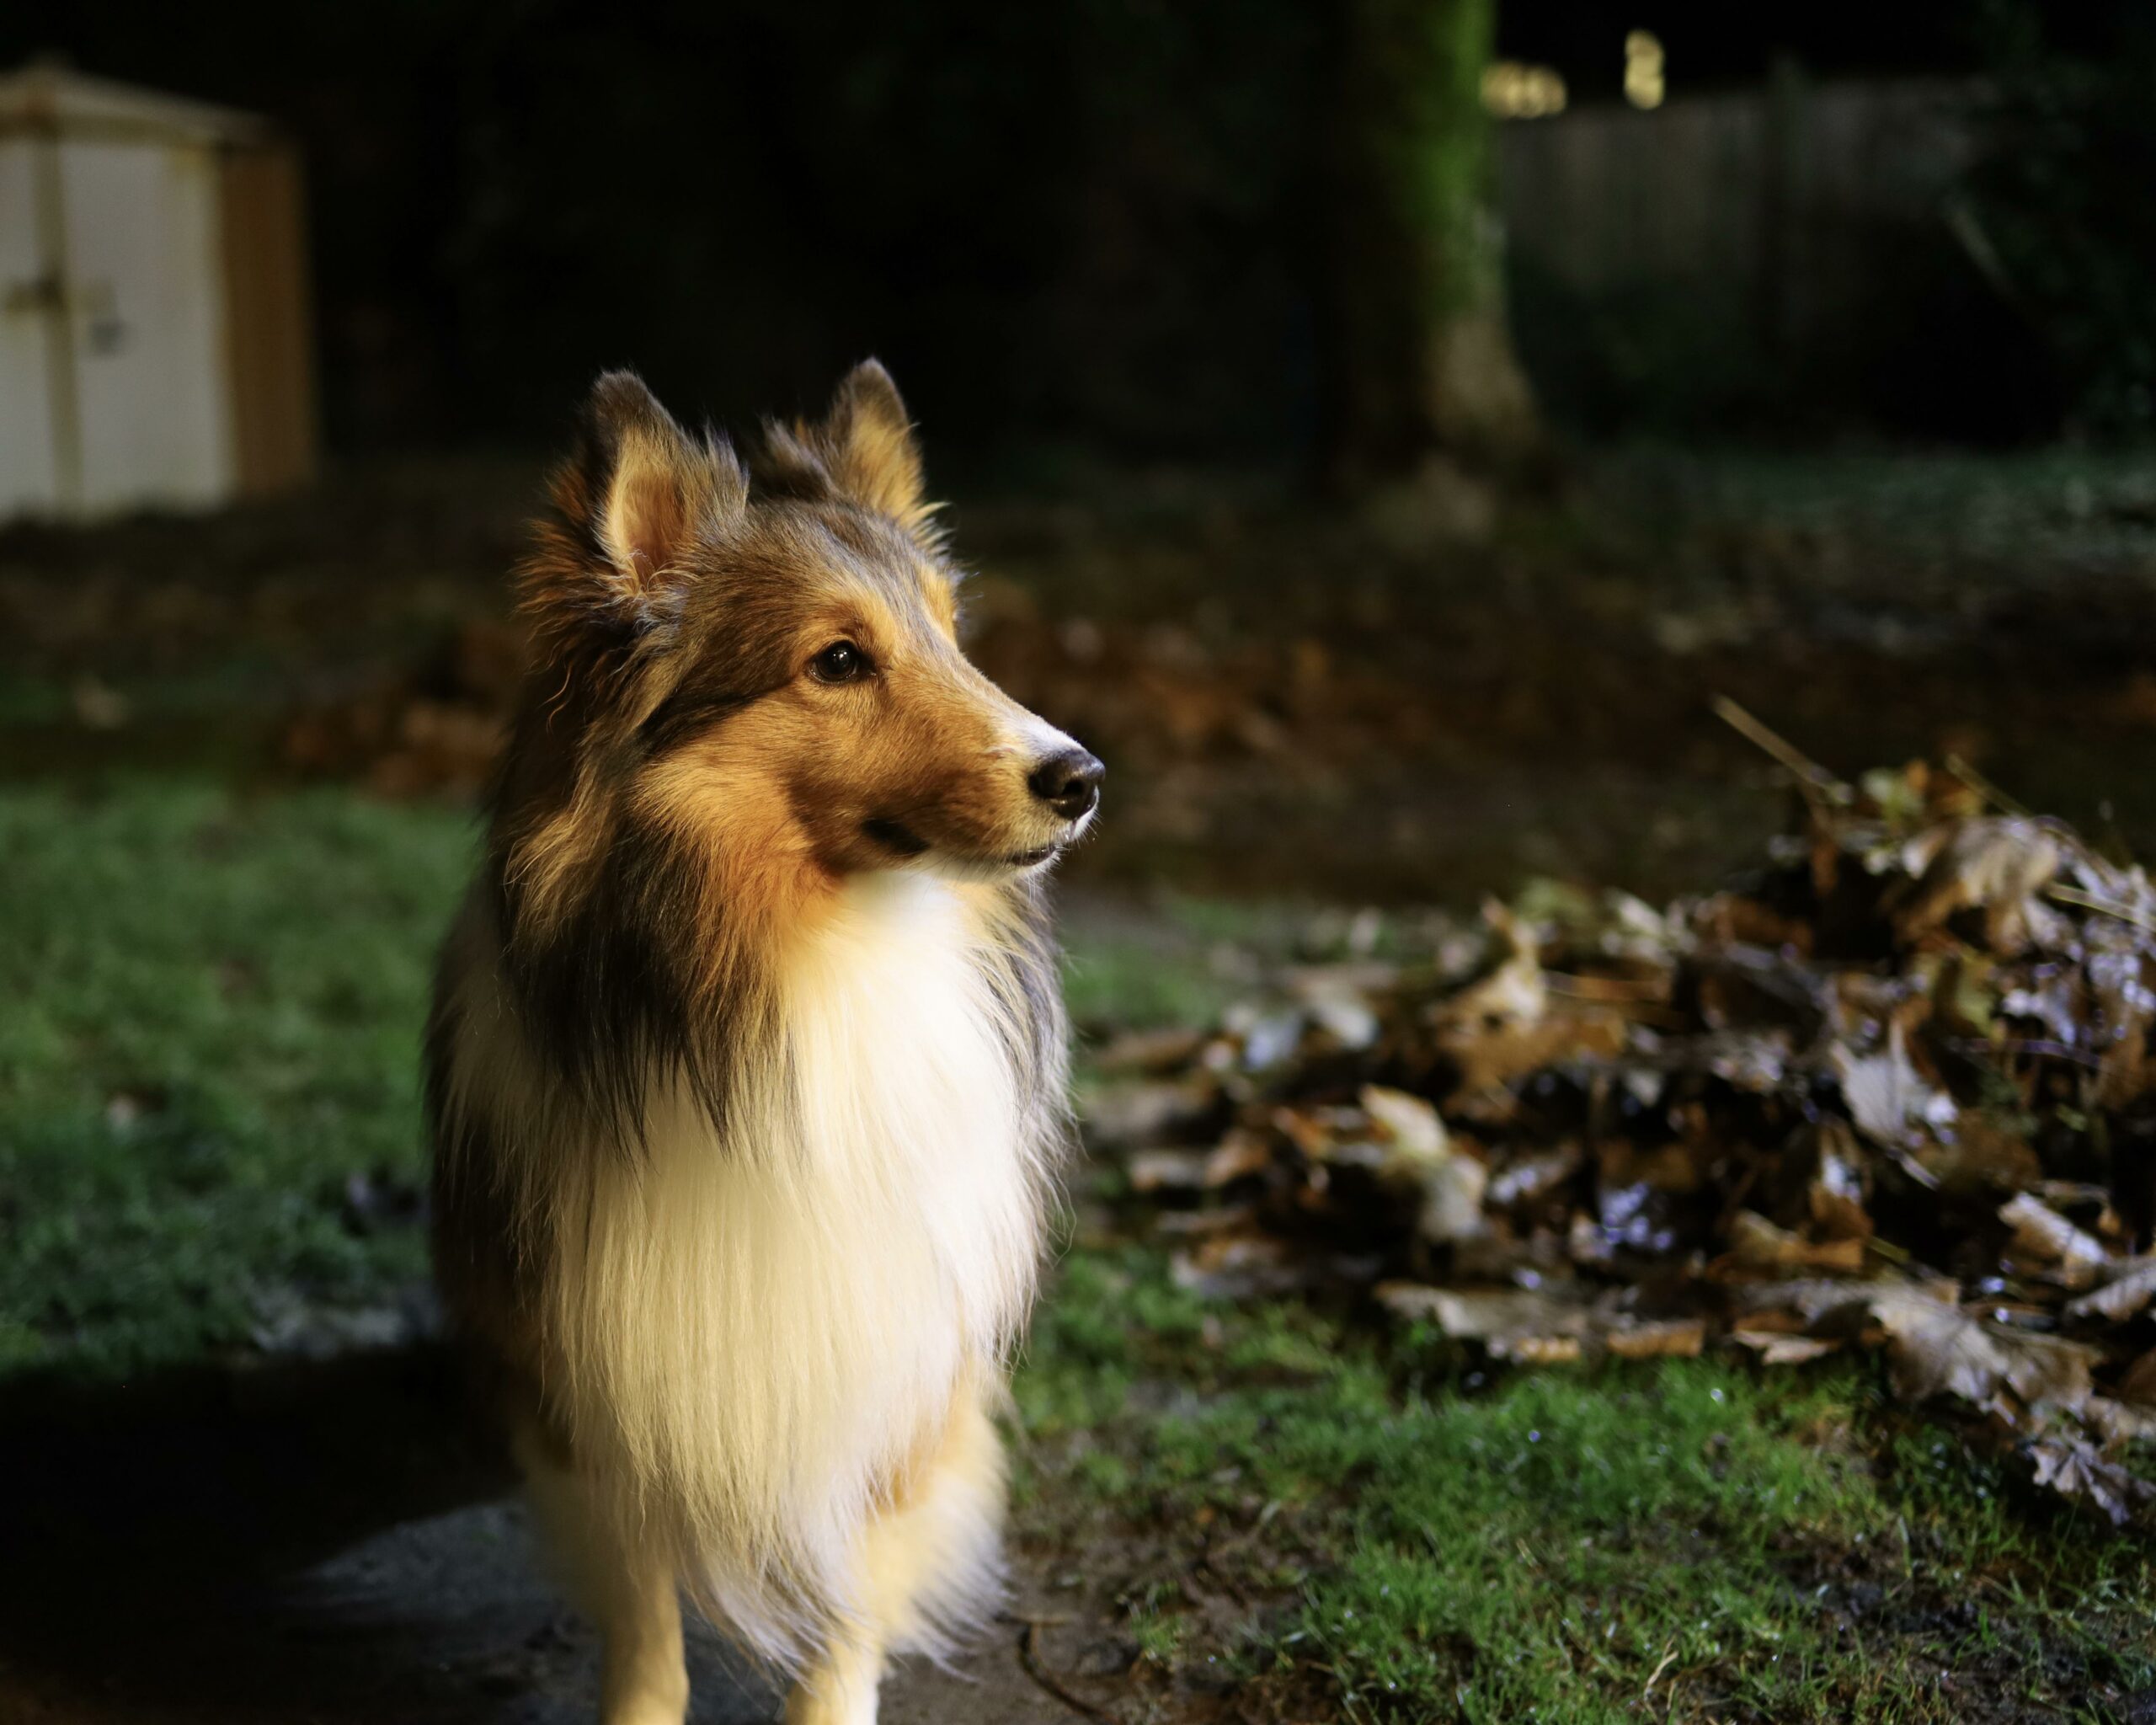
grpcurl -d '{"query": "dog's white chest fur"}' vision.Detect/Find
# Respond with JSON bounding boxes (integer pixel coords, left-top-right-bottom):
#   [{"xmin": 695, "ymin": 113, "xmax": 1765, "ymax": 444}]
[{"xmin": 547, "ymin": 875, "xmax": 1044, "ymax": 1650}]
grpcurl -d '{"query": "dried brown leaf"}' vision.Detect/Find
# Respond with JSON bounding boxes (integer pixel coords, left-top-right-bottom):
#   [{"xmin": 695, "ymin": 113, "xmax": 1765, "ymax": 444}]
[
  {"xmin": 2067, "ymin": 1256, "xmax": 2156, "ymax": 1323},
  {"xmin": 1896, "ymin": 816, "xmax": 2063, "ymax": 953},
  {"xmin": 1922, "ymin": 1114, "xmax": 2044, "ymax": 1198},
  {"xmin": 1202, "ymin": 1130, "xmax": 1275, "ymax": 1188},
  {"xmin": 1093, "ymin": 1025, "xmax": 1211, "ymax": 1076},
  {"xmin": 1502, "ymin": 1334, "xmax": 1586, "ymax": 1364},
  {"xmin": 1806, "ymin": 1121, "xmax": 1874, "ymax": 1241},
  {"xmin": 1605, "ymin": 1318, "xmax": 1707, "ymax": 1359},
  {"xmin": 1356, "ymin": 1085, "xmax": 1489, "ymax": 1243},
  {"xmin": 1086, "ymin": 1078, "xmax": 1217, "ymax": 1151},
  {"xmin": 1833, "ymin": 1026, "xmax": 1952, "ymax": 1151},
  {"xmin": 1867, "ymin": 1287, "xmax": 2095, "ymax": 1419},
  {"xmin": 2084, "ymin": 1395, "xmax": 2156, "ymax": 1446},
  {"xmin": 1486, "ymin": 1144, "xmax": 1584, "ymax": 1210},
  {"xmin": 2116, "ymin": 1348, "xmax": 2156, "ymax": 1406},
  {"xmin": 1361, "ymin": 1085, "xmax": 1446, "ymax": 1159},
  {"xmin": 1440, "ymin": 1012, "xmax": 1627, "ymax": 1104},
  {"xmin": 1373, "ymin": 1283, "xmax": 1597, "ymax": 1356},
  {"xmin": 1127, "ymin": 1150, "xmax": 1211, "ymax": 1193},
  {"xmin": 1999, "ymin": 1193, "xmax": 2112, "ymax": 1290},
  {"xmin": 1731, "ymin": 1330, "xmax": 1844, "ymax": 1365},
  {"xmin": 1721, "ymin": 1211, "xmax": 1866, "ymax": 1275},
  {"xmin": 1171, "ymin": 1235, "xmax": 1309, "ymax": 1300},
  {"xmin": 2029, "ymin": 1436, "xmax": 2153, "ymax": 1526}
]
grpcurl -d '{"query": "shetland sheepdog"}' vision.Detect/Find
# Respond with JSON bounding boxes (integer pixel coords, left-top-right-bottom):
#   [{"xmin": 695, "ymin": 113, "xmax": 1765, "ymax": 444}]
[{"xmin": 424, "ymin": 363, "xmax": 1100, "ymax": 1725}]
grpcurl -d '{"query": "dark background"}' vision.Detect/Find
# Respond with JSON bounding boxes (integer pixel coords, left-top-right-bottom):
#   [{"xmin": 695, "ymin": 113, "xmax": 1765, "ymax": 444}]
[{"xmin": 12, "ymin": 0, "xmax": 2148, "ymax": 463}]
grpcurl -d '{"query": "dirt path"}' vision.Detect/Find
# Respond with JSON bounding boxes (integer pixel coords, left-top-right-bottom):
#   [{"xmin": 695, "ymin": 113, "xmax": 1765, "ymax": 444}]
[
  {"xmin": 0, "ymin": 1500, "xmax": 1089, "ymax": 1725},
  {"xmin": 0, "ymin": 1348, "xmax": 1097, "ymax": 1725}
]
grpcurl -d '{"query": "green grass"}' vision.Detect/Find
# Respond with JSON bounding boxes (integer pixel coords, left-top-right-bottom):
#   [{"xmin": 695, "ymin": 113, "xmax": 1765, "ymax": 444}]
[
  {"xmin": 1014, "ymin": 1247, "xmax": 2156, "ymax": 1723},
  {"xmin": 0, "ymin": 782, "xmax": 1283, "ymax": 1380},
  {"xmin": 0, "ymin": 779, "xmax": 472, "ymax": 1375},
  {"xmin": 1059, "ymin": 924, "xmax": 1244, "ymax": 1033},
  {"xmin": 1058, "ymin": 891, "xmax": 1329, "ymax": 1033}
]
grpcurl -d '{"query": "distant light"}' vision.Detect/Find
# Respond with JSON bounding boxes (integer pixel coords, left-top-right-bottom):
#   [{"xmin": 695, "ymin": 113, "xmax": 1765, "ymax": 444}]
[
  {"xmin": 1482, "ymin": 60, "xmax": 1568, "ymax": 120},
  {"xmin": 1625, "ymin": 29, "xmax": 1665, "ymax": 109}
]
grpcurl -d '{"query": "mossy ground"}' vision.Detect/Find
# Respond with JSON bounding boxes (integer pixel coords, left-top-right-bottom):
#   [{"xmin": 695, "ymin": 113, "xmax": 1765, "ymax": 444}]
[{"xmin": 1015, "ymin": 1243, "xmax": 2156, "ymax": 1722}]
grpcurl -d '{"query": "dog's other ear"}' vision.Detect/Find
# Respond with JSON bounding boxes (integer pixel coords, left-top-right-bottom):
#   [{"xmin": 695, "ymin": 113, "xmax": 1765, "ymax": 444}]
[
  {"xmin": 815, "ymin": 360, "xmax": 932, "ymax": 534},
  {"xmin": 532, "ymin": 371, "xmax": 747, "ymax": 643}
]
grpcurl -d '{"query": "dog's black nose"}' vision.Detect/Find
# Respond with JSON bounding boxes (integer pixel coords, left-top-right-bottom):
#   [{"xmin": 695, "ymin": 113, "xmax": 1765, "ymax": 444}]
[{"xmin": 1027, "ymin": 748, "xmax": 1103, "ymax": 821}]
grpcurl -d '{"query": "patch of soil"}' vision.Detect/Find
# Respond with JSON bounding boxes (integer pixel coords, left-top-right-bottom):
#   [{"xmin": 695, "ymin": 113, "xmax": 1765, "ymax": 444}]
[
  {"xmin": 0, "ymin": 1344, "xmax": 1134, "ymax": 1725},
  {"xmin": 0, "ymin": 1496, "xmax": 1119, "ymax": 1725},
  {"xmin": 1773, "ymin": 1542, "xmax": 2154, "ymax": 1725}
]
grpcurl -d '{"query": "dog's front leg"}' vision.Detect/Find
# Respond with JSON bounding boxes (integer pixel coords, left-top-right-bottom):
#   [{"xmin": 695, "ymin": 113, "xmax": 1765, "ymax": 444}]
[
  {"xmin": 784, "ymin": 1633, "xmax": 885, "ymax": 1725},
  {"xmin": 520, "ymin": 1426, "xmax": 691, "ymax": 1725},
  {"xmin": 786, "ymin": 1383, "xmax": 1008, "ymax": 1725},
  {"xmin": 588, "ymin": 1548, "xmax": 689, "ymax": 1725}
]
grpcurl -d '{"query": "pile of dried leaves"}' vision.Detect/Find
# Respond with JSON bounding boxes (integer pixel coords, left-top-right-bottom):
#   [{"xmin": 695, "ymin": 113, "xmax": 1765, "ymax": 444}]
[{"xmin": 1091, "ymin": 705, "xmax": 2156, "ymax": 1523}]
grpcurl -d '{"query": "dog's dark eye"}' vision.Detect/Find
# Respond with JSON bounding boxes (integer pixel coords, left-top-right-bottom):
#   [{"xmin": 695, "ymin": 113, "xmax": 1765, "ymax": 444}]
[{"xmin": 808, "ymin": 640, "xmax": 869, "ymax": 684}]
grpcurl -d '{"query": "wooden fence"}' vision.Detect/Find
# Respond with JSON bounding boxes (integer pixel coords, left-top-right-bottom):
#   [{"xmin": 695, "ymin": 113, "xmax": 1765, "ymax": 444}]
[{"xmin": 1497, "ymin": 77, "xmax": 1987, "ymax": 420}]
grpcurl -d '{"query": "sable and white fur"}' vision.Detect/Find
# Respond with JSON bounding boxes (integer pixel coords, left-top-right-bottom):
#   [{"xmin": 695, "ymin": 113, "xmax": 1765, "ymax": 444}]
[{"xmin": 426, "ymin": 363, "xmax": 1097, "ymax": 1725}]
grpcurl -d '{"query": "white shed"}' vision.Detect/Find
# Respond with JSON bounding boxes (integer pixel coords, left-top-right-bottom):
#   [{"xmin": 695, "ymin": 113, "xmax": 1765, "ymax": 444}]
[{"xmin": 0, "ymin": 63, "xmax": 318, "ymax": 521}]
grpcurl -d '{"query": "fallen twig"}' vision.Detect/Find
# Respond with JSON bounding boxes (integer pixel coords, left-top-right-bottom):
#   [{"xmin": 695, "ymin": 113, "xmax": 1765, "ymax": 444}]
[
  {"xmin": 2048, "ymin": 882, "xmax": 2156, "ymax": 935},
  {"xmin": 1945, "ymin": 751, "xmax": 2031, "ymax": 818},
  {"xmin": 1710, "ymin": 694, "xmax": 1849, "ymax": 804},
  {"xmin": 1949, "ymin": 1033, "xmax": 2102, "ymax": 1069},
  {"xmin": 1015, "ymin": 1620, "xmax": 1125, "ymax": 1723}
]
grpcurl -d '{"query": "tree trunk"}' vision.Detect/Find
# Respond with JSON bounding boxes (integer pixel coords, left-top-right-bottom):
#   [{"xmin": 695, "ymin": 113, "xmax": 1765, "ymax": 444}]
[{"xmin": 1321, "ymin": 0, "xmax": 1539, "ymax": 487}]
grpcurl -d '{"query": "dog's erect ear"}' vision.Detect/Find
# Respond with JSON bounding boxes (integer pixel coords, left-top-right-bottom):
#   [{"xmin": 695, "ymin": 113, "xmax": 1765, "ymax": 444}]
[
  {"xmin": 819, "ymin": 360, "xmax": 927, "ymax": 528},
  {"xmin": 534, "ymin": 371, "xmax": 747, "ymax": 641},
  {"xmin": 755, "ymin": 361, "xmax": 937, "ymax": 540}
]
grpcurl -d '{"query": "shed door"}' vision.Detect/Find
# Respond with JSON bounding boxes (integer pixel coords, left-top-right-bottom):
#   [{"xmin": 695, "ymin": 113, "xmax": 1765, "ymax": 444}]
[
  {"xmin": 0, "ymin": 141, "xmax": 59, "ymax": 517},
  {"xmin": 60, "ymin": 137, "xmax": 236, "ymax": 514}
]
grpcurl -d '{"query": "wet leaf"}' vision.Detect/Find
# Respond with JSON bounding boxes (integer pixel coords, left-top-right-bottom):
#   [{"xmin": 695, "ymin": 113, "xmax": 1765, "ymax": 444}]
[
  {"xmin": 1923, "ymin": 1114, "xmax": 2044, "ymax": 1198},
  {"xmin": 1361, "ymin": 1085, "xmax": 1446, "ymax": 1160},
  {"xmin": 1128, "ymin": 1150, "xmax": 1211, "ymax": 1194},
  {"xmin": 1896, "ymin": 816, "xmax": 2063, "ymax": 953},
  {"xmin": 2068, "ymin": 1256, "xmax": 2156, "ymax": 1322},
  {"xmin": 1806, "ymin": 1122, "xmax": 1874, "ymax": 1241},
  {"xmin": 1094, "ymin": 1025, "xmax": 1210, "ymax": 1075},
  {"xmin": 2029, "ymin": 1436, "xmax": 2153, "ymax": 1526},
  {"xmin": 1833, "ymin": 1026, "xmax": 1953, "ymax": 1152},
  {"xmin": 1720, "ymin": 1211, "xmax": 1866, "ymax": 1275},
  {"xmin": 2116, "ymin": 1348, "xmax": 2156, "ymax": 1406},
  {"xmin": 1374, "ymin": 1283, "xmax": 1596, "ymax": 1360},
  {"xmin": 1604, "ymin": 1318, "xmax": 1707, "ymax": 1359},
  {"xmin": 1171, "ymin": 1235, "xmax": 1310, "ymax": 1300},
  {"xmin": 1999, "ymin": 1194, "xmax": 2111, "ymax": 1290},
  {"xmin": 1732, "ymin": 1331, "xmax": 1845, "ymax": 1365},
  {"xmin": 1086, "ymin": 1078, "xmax": 1218, "ymax": 1150},
  {"xmin": 1867, "ymin": 1288, "xmax": 2095, "ymax": 1419}
]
